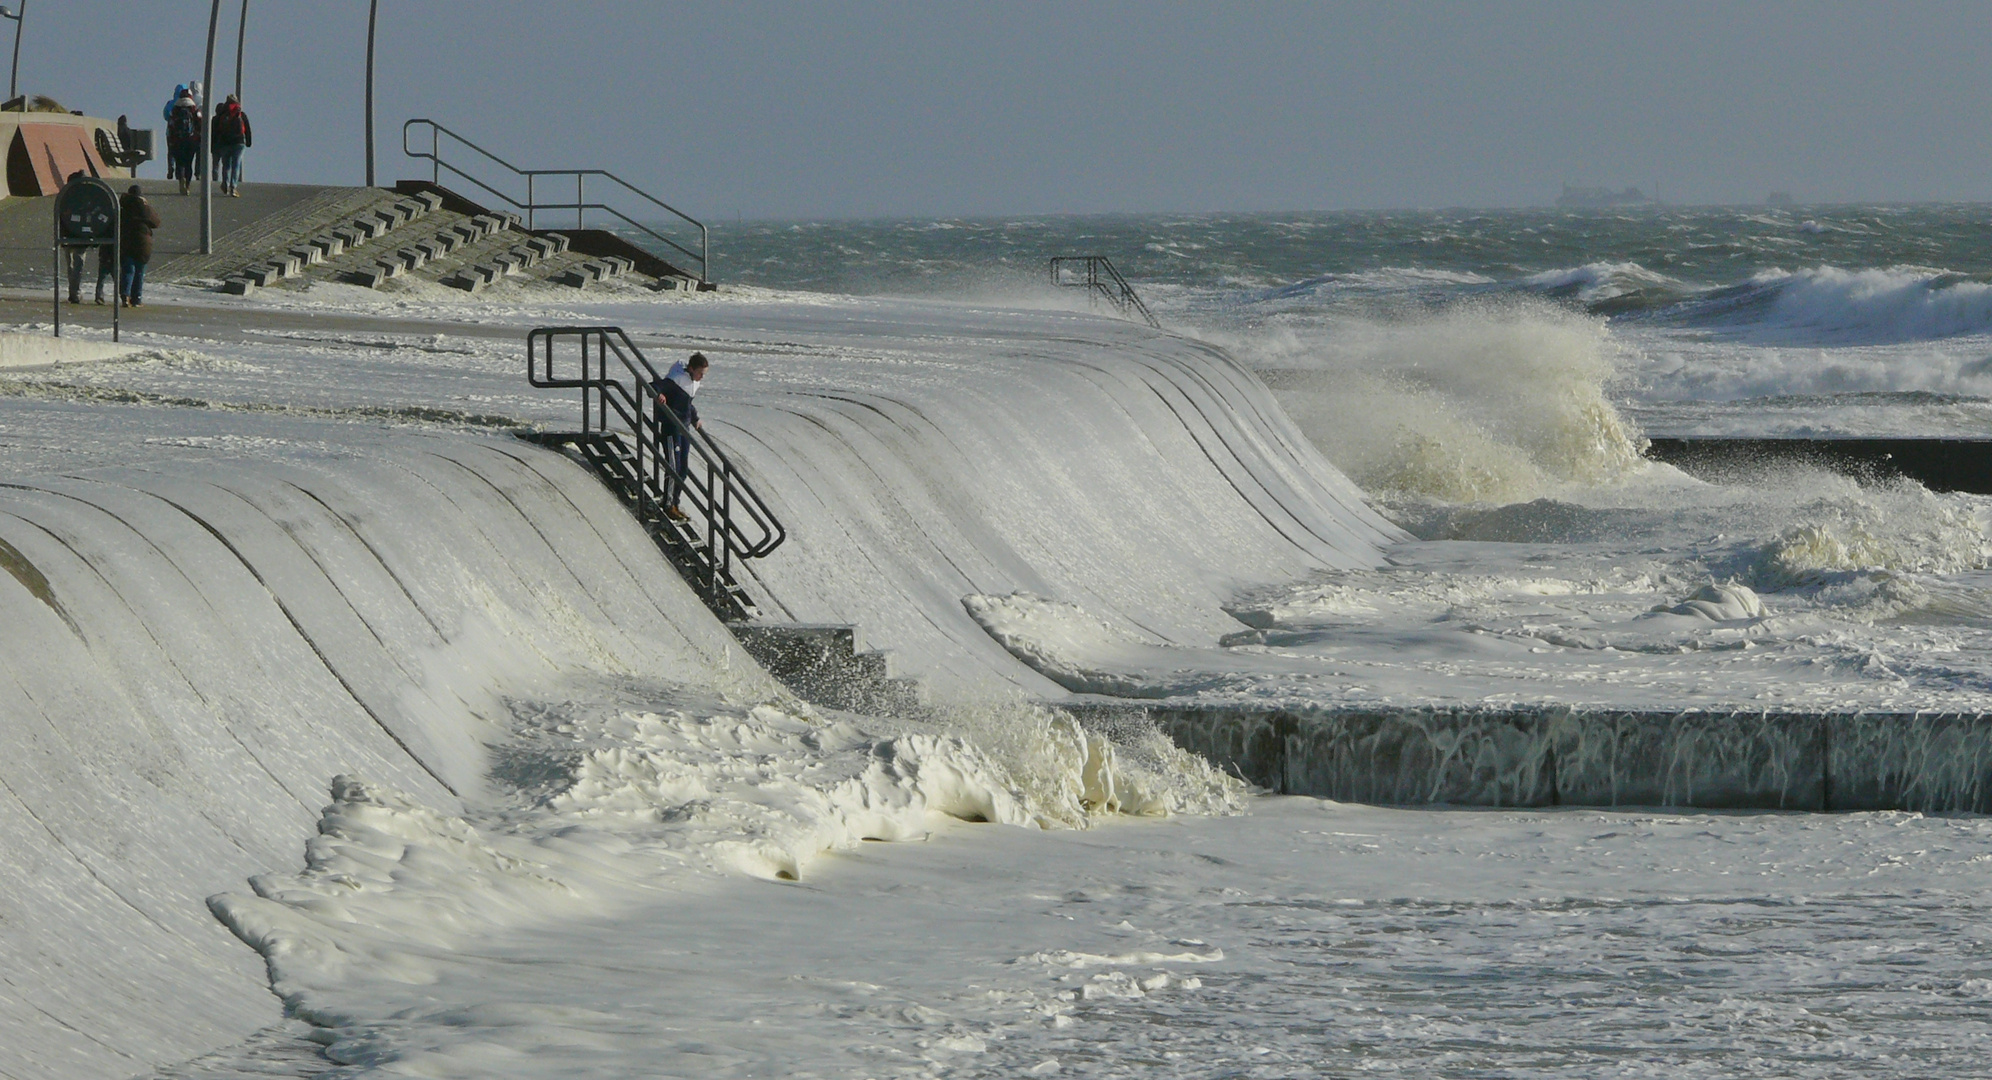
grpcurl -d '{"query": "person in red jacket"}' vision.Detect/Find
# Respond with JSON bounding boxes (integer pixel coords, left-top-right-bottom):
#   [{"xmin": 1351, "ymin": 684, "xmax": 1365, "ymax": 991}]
[{"xmin": 211, "ymin": 95, "xmax": 252, "ymax": 196}]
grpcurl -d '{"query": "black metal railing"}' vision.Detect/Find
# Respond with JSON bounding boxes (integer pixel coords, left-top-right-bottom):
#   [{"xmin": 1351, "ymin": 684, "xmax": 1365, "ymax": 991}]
[
  {"xmin": 527, "ymin": 327, "xmax": 783, "ymax": 610},
  {"xmin": 407, "ymin": 119, "xmax": 709, "ymax": 283},
  {"xmin": 1049, "ymin": 255, "xmax": 1159, "ymax": 328}
]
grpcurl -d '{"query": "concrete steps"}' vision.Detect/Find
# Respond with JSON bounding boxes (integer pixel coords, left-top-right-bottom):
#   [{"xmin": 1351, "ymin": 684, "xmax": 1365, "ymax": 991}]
[
  {"xmin": 221, "ymin": 190, "xmax": 443, "ymax": 295},
  {"xmin": 730, "ymin": 624, "xmax": 924, "ymax": 715}
]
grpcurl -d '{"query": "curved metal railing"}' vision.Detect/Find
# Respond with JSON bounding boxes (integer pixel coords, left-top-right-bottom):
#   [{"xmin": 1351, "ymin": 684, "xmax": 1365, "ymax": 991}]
[
  {"xmin": 1049, "ymin": 255, "xmax": 1159, "ymax": 328},
  {"xmin": 407, "ymin": 119, "xmax": 709, "ymax": 282},
  {"xmin": 527, "ymin": 327, "xmax": 785, "ymax": 599}
]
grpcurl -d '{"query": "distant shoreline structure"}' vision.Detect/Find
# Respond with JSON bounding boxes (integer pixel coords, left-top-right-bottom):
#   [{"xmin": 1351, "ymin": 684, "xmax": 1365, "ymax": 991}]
[{"xmin": 1557, "ymin": 182, "xmax": 1659, "ymax": 208}]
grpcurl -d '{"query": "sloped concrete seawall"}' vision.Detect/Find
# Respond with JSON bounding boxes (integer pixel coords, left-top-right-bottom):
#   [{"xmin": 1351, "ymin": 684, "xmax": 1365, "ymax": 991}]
[{"xmin": 1074, "ymin": 704, "xmax": 1992, "ymax": 812}]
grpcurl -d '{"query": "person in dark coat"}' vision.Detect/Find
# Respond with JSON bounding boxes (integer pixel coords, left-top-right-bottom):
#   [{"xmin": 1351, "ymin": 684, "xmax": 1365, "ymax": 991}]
[
  {"xmin": 211, "ymin": 95, "xmax": 251, "ymax": 196},
  {"xmin": 119, "ymin": 186, "xmax": 161, "ymax": 307},
  {"xmin": 166, "ymin": 90, "xmax": 200, "ymax": 194},
  {"xmin": 651, "ymin": 352, "xmax": 707, "ymax": 519}
]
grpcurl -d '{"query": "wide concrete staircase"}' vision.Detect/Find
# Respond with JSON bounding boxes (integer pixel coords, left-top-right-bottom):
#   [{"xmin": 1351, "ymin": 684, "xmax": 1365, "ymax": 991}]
[{"xmin": 182, "ymin": 185, "xmax": 696, "ymax": 297}]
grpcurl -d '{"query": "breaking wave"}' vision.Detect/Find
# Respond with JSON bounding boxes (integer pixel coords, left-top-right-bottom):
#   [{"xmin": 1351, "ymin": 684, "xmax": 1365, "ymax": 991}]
[
  {"xmin": 1235, "ymin": 302, "xmax": 1648, "ymax": 504},
  {"xmin": 1671, "ymin": 266, "xmax": 1992, "ymax": 344}
]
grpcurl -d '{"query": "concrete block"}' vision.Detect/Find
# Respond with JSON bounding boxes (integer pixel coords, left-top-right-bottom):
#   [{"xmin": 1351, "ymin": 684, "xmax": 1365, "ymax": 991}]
[
  {"xmin": 428, "ymin": 232, "xmax": 461, "ymax": 254},
  {"xmin": 288, "ymin": 245, "xmax": 322, "ymax": 266},
  {"xmin": 394, "ymin": 247, "xmax": 427, "ymax": 271},
  {"xmin": 342, "ymin": 266, "xmax": 387, "ymax": 288},
  {"xmin": 270, "ymin": 255, "xmax": 302, "ymax": 277},
  {"xmin": 392, "ymin": 198, "xmax": 429, "ymax": 220},
  {"xmin": 539, "ymin": 232, "xmax": 571, "ymax": 254},
  {"xmin": 220, "ymin": 276, "xmax": 256, "ymax": 295},
  {"xmin": 309, "ymin": 234, "xmax": 345, "ymax": 258},
  {"xmin": 407, "ymin": 190, "xmax": 443, "ymax": 212},
  {"xmin": 244, "ymin": 264, "xmax": 282, "ymax": 287},
  {"xmin": 413, "ymin": 240, "xmax": 445, "ymax": 261},
  {"xmin": 554, "ymin": 267, "xmax": 591, "ymax": 289},
  {"xmin": 348, "ymin": 218, "xmax": 381, "ymax": 240},
  {"xmin": 443, "ymin": 271, "xmax": 485, "ymax": 293},
  {"xmin": 602, "ymin": 256, "xmax": 632, "ymax": 276}
]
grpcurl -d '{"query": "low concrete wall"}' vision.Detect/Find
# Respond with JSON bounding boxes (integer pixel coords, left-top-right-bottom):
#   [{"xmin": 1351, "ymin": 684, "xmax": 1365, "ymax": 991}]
[{"xmin": 1070, "ymin": 703, "xmax": 1992, "ymax": 812}]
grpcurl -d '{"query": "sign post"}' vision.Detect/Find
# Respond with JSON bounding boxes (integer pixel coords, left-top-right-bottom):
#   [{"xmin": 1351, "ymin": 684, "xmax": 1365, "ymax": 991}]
[{"xmin": 53, "ymin": 176, "xmax": 122, "ymax": 343}]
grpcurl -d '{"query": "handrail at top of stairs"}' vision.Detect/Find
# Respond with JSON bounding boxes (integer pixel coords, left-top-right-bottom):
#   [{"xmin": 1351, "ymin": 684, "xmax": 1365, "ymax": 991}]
[
  {"xmin": 405, "ymin": 118, "xmax": 709, "ymax": 283},
  {"xmin": 526, "ymin": 326, "xmax": 785, "ymax": 564},
  {"xmin": 1048, "ymin": 255, "xmax": 1159, "ymax": 328}
]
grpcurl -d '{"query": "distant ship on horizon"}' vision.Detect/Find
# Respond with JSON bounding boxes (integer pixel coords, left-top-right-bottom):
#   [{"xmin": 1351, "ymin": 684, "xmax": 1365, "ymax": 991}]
[{"xmin": 1557, "ymin": 183, "xmax": 1660, "ymax": 208}]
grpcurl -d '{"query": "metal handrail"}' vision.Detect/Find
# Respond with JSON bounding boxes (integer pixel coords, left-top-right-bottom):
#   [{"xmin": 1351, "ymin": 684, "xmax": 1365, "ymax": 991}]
[
  {"xmin": 1049, "ymin": 255, "xmax": 1159, "ymax": 328},
  {"xmin": 527, "ymin": 327, "xmax": 785, "ymax": 596},
  {"xmin": 406, "ymin": 119, "xmax": 709, "ymax": 283}
]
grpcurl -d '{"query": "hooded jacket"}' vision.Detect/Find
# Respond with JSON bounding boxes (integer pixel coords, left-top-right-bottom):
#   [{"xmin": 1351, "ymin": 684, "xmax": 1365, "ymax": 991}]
[
  {"xmin": 212, "ymin": 102, "xmax": 251, "ymax": 149},
  {"xmin": 120, "ymin": 191, "xmax": 162, "ymax": 264}
]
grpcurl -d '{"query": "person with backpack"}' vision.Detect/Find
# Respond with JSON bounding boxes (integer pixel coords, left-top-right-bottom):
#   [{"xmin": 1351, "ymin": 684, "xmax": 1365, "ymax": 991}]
[
  {"xmin": 211, "ymin": 95, "xmax": 251, "ymax": 196},
  {"xmin": 166, "ymin": 91, "xmax": 200, "ymax": 194},
  {"xmin": 119, "ymin": 186, "xmax": 161, "ymax": 307}
]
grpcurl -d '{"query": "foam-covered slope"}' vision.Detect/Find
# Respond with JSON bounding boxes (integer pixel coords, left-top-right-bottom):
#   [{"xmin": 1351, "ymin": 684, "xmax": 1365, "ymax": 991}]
[
  {"xmin": 699, "ymin": 311, "xmax": 1405, "ymax": 698},
  {"xmin": 0, "ymin": 429, "xmax": 774, "ymax": 1079}
]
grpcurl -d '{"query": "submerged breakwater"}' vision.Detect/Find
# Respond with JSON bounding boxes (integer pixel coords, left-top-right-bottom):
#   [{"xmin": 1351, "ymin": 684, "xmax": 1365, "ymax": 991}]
[{"xmin": 1083, "ymin": 704, "xmax": 1992, "ymax": 811}]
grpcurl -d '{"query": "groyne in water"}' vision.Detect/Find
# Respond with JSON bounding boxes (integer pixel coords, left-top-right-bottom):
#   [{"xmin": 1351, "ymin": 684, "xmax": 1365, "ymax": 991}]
[{"xmin": 1074, "ymin": 704, "xmax": 1992, "ymax": 812}]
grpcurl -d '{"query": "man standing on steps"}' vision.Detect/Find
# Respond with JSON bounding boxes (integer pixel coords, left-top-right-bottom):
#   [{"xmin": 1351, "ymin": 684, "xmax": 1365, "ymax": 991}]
[{"xmin": 652, "ymin": 352, "xmax": 707, "ymax": 521}]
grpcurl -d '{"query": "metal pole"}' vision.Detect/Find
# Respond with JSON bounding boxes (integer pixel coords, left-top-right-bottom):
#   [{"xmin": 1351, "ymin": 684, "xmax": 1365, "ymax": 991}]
[
  {"xmin": 364, "ymin": 0, "xmax": 378, "ymax": 186},
  {"xmin": 8, "ymin": 1, "xmax": 24, "ymax": 103},
  {"xmin": 112, "ymin": 217, "xmax": 120, "ymax": 343},
  {"xmin": 233, "ymin": 0, "xmax": 247, "ymax": 99},
  {"xmin": 200, "ymin": 0, "xmax": 219, "ymax": 254},
  {"xmin": 49, "ymin": 201, "xmax": 57, "ymax": 337}
]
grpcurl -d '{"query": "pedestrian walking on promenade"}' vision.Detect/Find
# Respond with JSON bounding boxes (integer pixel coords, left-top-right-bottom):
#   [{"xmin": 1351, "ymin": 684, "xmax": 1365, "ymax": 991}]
[
  {"xmin": 212, "ymin": 95, "xmax": 251, "ymax": 196},
  {"xmin": 166, "ymin": 90, "xmax": 200, "ymax": 194},
  {"xmin": 119, "ymin": 186, "xmax": 161, "ymax": 307}
]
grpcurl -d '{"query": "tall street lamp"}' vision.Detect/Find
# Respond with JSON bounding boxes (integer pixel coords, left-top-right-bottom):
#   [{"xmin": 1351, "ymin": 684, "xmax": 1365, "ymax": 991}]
[
  {"xmin": 364, "ymin": 0, "xmax": 378, "ymax": 186},
  {"xmin": 0, "ymin": 3, "xmax": 24, "ymax": 104},
  {"xmin": 200, "ymin": 0, "xmax": 220, "ymax": 254},
  {"xmin": 233, "ymin": 0, "xmax": 248, "ymax": 100}
]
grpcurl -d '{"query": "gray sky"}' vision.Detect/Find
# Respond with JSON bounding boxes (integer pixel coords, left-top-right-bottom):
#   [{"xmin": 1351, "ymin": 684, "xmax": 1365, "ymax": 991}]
[{"xmin": 28, "ymin": 1, "xmax": 1992, "ymax": 217}]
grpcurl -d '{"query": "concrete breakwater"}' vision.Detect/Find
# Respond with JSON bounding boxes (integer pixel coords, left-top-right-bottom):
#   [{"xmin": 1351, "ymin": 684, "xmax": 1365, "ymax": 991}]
[{"xmin": 1073, "ymin": 703, "xmax": 1992, "ymax": 812}]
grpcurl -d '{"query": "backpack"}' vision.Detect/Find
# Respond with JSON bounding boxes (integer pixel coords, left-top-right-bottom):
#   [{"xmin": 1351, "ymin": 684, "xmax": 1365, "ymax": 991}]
[
  {"xmin": 168, "ymin": 105, "xmax": 197, "ymax": 142},
  {"xmin": 214, "ymin": 110, "xmax": 242, "ymax": 142}
]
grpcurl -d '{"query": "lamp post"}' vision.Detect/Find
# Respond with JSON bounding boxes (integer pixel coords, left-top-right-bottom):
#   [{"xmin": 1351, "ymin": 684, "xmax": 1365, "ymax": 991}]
[
  {"xmin": 364, "ymin": 0, "xmax": 378, "ymax": 186},
  {"xmin": 200, "ymin": 0, "xmax": 219, "ymax": 254},
  {"xmin": 0, "ymin": 2, "xmax": 24, "ymax": 104},
  {"xmin": 233, "ymin": 0, "xmax": 247, "ymax": 99}
]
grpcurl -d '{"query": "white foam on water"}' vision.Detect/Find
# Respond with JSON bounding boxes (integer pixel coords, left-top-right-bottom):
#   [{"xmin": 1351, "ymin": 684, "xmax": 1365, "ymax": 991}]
[{"xmin": 1231, "ymin": 302, "xmax": 1648, "ymax": 503}]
